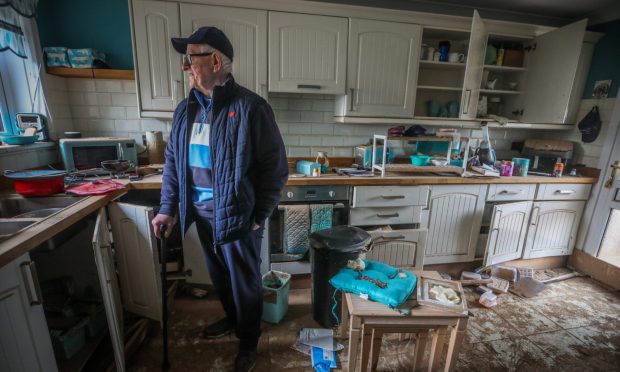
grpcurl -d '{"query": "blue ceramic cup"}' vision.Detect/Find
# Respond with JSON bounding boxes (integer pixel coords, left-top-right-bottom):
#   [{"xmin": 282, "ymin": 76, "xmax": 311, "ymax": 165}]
[
  {"xmin": 426, "ymin": 100, "xmax": 441, "ymax": 117},
  {"xmin": 512, "ymin": 158, "xmax": 530, "ymax": 176},
  {"xmin": 447, "ymin": 101, "xmax": 459, "ymax": 117},
  {"xmin": 438, "ymin": 41, "xmax": 450, "ymax": 62}
]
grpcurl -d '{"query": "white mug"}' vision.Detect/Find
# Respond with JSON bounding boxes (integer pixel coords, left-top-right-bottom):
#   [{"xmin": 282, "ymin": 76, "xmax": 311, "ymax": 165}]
[
  {"xmin": 427, "ymin": 47, "xmax": 435, "ymax": 61},
  {"xmin": 433, "ymin": 51, "xmax": 440, "ymax": 62},
  {"xmin": 448, "ymin": 52, "xmax": 465, "ymax": 63}
]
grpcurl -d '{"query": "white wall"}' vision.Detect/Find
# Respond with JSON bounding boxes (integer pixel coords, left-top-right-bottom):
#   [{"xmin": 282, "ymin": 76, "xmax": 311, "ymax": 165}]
[{"xmin": 44, "ymin": 77, "xmax": 612, "ymax": 167}]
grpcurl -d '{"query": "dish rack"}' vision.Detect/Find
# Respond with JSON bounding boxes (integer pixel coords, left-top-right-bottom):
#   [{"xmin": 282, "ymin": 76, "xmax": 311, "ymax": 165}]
[{"xmin": 372, "ymin": 134, "xmax": 470, "ymax": 177}]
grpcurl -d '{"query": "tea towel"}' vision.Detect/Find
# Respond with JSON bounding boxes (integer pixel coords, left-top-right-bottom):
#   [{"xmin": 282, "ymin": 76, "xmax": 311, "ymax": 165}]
[
  {"xmin": 310, "ymin": 204, "xmax": 333, "ymax": 233},
  {"xmin": 284, "ymin": 205, "xmax": 310, "ymax": 255}
]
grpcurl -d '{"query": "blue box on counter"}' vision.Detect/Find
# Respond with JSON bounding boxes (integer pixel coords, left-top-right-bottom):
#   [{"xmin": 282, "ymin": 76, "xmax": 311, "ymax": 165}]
[
  {"xmin": 296, "ymin": 160, "xmax": 321, "ymax": 175},
  {"xmin": 43, "ymin": 47, "xmax": 71, "ymax": 67},
  {"xmin": 67, "ymin": 48, "xmax": 106, "ymax": 68}
]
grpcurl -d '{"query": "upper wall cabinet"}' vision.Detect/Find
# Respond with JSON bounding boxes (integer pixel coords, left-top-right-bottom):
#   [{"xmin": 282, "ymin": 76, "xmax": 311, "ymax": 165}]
[
  {"xmin": 268, "ymin": 12, "xmax": 348, "ymax": 94},
  {"xmin": 180, "ymin": 4, "xmax": 267, "ymax": 98},
  {"xmin": 132, "ymin": 0, "xmax": 183, "ymax": 115},
  {"xmin": 335, "ymin": 19, "xmax": 422, "ymax": 118}
]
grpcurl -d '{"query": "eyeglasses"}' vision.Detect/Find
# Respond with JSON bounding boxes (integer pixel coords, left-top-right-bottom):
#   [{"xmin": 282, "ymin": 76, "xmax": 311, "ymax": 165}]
[{"xmin": 183, "ymin": 52, "xmax": 214, "ymax": 65}]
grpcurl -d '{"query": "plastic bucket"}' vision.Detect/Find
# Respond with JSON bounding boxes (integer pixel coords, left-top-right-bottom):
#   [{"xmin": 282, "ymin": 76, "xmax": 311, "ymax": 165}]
[{"xmin": 262, "ymin": 271, "xmax": 291, "ymax": 324}]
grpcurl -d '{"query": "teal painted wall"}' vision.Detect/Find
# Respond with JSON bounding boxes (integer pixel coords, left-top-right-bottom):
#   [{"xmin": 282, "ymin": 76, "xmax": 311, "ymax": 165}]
[
  {"xmin": 583, "ymin": 20, "xmax": 620, "ymax": 99},
  {"xmin": 37, "ymin": 0, "xmax": 134, "ymax": 69}
]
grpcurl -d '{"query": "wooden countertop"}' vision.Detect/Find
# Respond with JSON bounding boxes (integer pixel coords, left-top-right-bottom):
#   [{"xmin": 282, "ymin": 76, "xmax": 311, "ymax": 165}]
[
  {"xmin": 124, "ymin": 173, "xmax": 597, "ymax": 189},
  {"xmin": 0, "ymin": 189, "xmax": 126, "ymax": 268}
]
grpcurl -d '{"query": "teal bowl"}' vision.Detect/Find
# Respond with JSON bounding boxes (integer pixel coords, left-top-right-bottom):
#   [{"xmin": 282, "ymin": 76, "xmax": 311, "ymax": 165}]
[{"xmin": 410, "ymin": 155, "xmax": 431, "ymax": 166}]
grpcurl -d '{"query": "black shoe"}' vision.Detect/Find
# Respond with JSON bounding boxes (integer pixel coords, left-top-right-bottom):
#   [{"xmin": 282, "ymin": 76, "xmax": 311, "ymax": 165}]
[
  {"xmin": 200, "ymin": 318, "xmax": 234, "ymax": 339},
  {"xmin": 235, "ymin": 349, "xmax": 257, "ymax": 372}
]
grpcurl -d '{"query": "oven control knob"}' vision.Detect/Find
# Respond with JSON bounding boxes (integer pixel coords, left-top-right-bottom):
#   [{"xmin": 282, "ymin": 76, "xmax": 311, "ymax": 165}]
[
  {"xmin": 328, "ymin": 190, "xmax": 336, "ymax": 198},
  {"xmin": 286, "ymin": 191, "xmax": 294, "ymax": 199}
]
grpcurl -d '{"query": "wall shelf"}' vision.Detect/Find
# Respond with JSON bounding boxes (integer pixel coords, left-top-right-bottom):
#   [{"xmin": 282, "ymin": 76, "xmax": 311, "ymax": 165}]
[
  {"xmin": 483, "ymin": 65, "xmax": 526, "ymax": 72},
  {"xmin": 480, "ymin": 89, "xmax": 521, "ymax": 95},
  {"xmin": 417, "ymin": 85, "xmax": 462, "ymax": 92},
  {"xmin": 46, "ymin": 67, "xmax": 135, "ymax": 80},
  {"xmin": 419, "ymin": 60, "xmax": 466, "ymax": 70}
]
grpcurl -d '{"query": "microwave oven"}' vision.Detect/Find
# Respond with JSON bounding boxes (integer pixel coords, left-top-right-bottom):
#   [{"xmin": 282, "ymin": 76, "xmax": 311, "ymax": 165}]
[{"xmin": 59, "ymin": 137, "xmax": 138, "ymax": 171}]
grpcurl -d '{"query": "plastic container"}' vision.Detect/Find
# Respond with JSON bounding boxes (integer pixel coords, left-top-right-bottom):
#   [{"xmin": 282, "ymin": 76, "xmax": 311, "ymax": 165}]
[
  {"xmin": 310, "ymin": 226, "xmax": 371, "ymax": 327},
  {"xmin": 262, "ymin": 271, "xmax": 291, "ymax": 324},
  {"xmin": 296, "ymin": 160, "xmax": 321, "ymax": 176},
  {"xmin": 410, "ymin": 155, "xmax": 431, "ymax": 166},
  {"xmin": 51, "ymin": 318, "xmax": 89, "ymax": 360},
  {"xmin": 44, "ymin": 47, "xmax": 71, "ymax": 67},
  {"xmin": 4, "ymin": 170, "xmax": 66, "ymax": 196},
  {"xmin": 479, "ymin": 291, "xmax": 497, "ymax": 308},
  {"xmin": 512, "ymin": 158, "xmax": 530, "ymax": 177},
  {"xmin": 67, "ymin": 48, "xmax": 106, "ymax": 68}
]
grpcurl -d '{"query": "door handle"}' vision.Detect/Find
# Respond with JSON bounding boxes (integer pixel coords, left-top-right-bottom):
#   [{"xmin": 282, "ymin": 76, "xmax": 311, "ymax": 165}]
[
  {"xmin": 260, "ymin": 83, "xmax": 267, "ymax": 99},
  {"xmin": 500, "ymin": 190, "xmax": 523, "ymax": 195},
  {"xmin": 20, "ymin": 261, "xmax": 43, "ymax": 306},
  {"xmin": 604, "ymin": 160, "xmax": 620, "ymax": 189},
  {"xmin": 376, "ymin": 213, "xmax": 399, "ymax": 218},
  {"xmin": 297, "ymin": 84, "xmax": 321, "ymax": 90},
  {"xmin": 530, "ymin": 206, "xmax": 540, "ymax": 226},
  {"xmin": 555, "ymin": 190, "xmax": 576, "ymax": 195},
  {"xmin": 100, "ymin": 244, "xmax": 113, "ymax": 284},
  {"xmin": 379, "ymin": 235, "xmax": 406, "ymax": 240},
  {"xmin": 462, "ymin": 89, "xmax": 471, "ymax": 115},
  {"xmin": 349, "ymin": 88, "xmax": 355, "ymax": 112},
  {"xmin": 380, "ymin": 195, "xmax": 405, "ymax": 199}
]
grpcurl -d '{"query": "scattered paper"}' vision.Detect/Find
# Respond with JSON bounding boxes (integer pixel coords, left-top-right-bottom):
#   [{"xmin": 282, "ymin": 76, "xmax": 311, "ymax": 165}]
[
  {"xmin": 299, "ymin": 328, "xmax": 344, "ymax": 352},
  {"xmin": 290, "ymin": 340, "xmax": 312, "ymax": 356}
]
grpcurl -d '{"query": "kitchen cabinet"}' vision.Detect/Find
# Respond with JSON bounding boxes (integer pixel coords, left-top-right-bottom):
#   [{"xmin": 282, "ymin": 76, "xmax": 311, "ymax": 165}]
[
  {"xmin": 0, "ymin": 253, "xmax": 57, "ymax": 372},
  {"xmin": 522, "ymin": 200, "xmax": 585, "ymax": 258},
  {"xmin": 132, "ymin": 0, "xmax": 183, "ymax": 115},
  {"xmin": 424, "ymin": 185, "xmax": 486, "ymax": 264},
  {"xmin": 336, "ymin": 18, "xmax": 422, "ymax": 118},
  {"xmin": 483, "ymin": 201, "xmax": 532, "ymax": 266},
  {"xmin": 108, "ymin": 201, "xmax": 162, "ymax": 321},
  {"xmin": 180, "ymin": 4, "xmax": 267, "ymax": 98},
  {"xmin": 268, "ymin": 12, "xmax": 347, "ymax": 94},
  {"xmin": 92, "ymin": 208, "xmax": 125, "ymax": 372}
]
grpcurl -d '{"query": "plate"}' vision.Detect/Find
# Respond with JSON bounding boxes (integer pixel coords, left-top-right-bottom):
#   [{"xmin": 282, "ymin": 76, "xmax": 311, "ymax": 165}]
[{"xmin": 289, "ymin": 173, "xmax": 306, "ymax": 178}]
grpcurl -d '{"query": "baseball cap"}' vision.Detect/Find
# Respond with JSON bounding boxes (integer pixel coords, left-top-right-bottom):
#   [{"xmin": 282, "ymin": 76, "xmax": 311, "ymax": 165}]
[{"xmin": 171, "ymin": 26, "xmax": 234, "ymax": 61}]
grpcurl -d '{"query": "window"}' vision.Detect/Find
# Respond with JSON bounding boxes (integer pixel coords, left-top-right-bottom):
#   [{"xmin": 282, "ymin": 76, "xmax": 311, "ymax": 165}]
[{"xmin": 0, "ymin": 71, "xmax": 11, "ymax": 134}]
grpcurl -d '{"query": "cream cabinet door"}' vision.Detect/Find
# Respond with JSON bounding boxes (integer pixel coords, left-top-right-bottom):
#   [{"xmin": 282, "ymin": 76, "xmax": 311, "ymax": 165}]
[
  {"xmin": 180, "ymin": 4, "xmax": 267, "ymax": 98},
  {"xmin": 523, "ymin": 201, "xmax": 585, "ymax": 258},
  {"xmin": 484, "ymin": 201, "xmax": 532, "ymax": 266},
  {"xmin": 269, "ymin": 12, "xmax": 347, "ymax": 94},
  {"xmin": 521, "ymin": 19, "xmax": 587, "ymax": 124},
  {"xmin": 132, "ymin": 0, "xmax": 183, "ymax": 114},
  {"xmin": 337, "ymin": 18, "xmax": 421, "ymax": 117},
  {"xmin": 0, "ymin": 254, "xmax": 56, "ymax": 372},
  {"xmin": 460, "ymin": 10, "xmax": 487, "ymax": 119},
  {"xmin": 92, "ymin": 208, "xmax": 125, "ymax": 372},
  {"xmin": 424, "ymin": 185, "xmax": 486, "ymax": 264},
  {"xmin": 108, "ymin": 202, "xmax": 161, "ymax": 321}
]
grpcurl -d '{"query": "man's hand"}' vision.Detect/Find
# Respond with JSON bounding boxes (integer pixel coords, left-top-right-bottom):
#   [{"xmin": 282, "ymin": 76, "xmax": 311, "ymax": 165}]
[{"xmin": 152, "ymin": 213, "xmax": 177, "ymax": 238}]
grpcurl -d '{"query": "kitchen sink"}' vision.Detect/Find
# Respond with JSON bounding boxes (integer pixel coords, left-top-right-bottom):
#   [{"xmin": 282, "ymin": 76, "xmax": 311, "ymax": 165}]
[
  {"xmin": 0, "ymin": 196, "xmax": 84, "ymax": 218},
  {"xmin": 0, "ymin": 220, "xmax": 37, "ymax": 241}
]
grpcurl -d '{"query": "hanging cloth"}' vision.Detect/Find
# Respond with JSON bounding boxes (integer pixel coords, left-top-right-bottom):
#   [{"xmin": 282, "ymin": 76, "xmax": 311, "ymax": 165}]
[{"xmin": 0, "ymin": 0, "xmax": 38, "ymax": 58}]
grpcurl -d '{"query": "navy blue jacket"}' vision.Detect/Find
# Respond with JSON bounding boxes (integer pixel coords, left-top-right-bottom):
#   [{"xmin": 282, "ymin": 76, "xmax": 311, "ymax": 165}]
[{"xmin": 160, "ymin": 76, "xmax": 288, "ymax": 244}]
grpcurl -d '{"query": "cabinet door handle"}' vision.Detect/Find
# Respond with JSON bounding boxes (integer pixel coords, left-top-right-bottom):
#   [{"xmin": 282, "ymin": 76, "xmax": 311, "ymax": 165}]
[
  {"xmin": 297, "ymin": 84, "xmax": 321, "ymax": 89},
  {"xmin": 462, "ymin": 89, "xmax": 471, "ymax": 115},
  {"xmin": 20, "ymin": 261, "xmax": 42, "ymax": 306},
  {"xmin": 555, "ymin": 190, "xmax": 576, "ymax": 195},
  {"xmin": 500, "ymin": 190, "xmax": 522, "ymax": 195},
  {"xmin": 530, "ymin": 206, "xmax": 540, "ymax": 226},
  {"xmin": 100, "ymin": 244, "xmax": 113, "ymax": 284},
  {"xmin": 380, "ymin": 195, "xmax": 405, "ymax": 199},
  {"xmin": 379, "ymin": 234, "xmax": 406, "ymax": 240},
  {"xmin": 350, "ymin": 88, "xmax": 355, "ymax": 112},
  {"xmin": 260, "ymin": 83, "xmax": 267, "ymax": 98},
  {"xmin": 422, "ymin": 191, "xmax": 432, "ymax": 211},
  {"xmin": 376, "ymin": 213, "xmax": 399, "ymax": 218}
]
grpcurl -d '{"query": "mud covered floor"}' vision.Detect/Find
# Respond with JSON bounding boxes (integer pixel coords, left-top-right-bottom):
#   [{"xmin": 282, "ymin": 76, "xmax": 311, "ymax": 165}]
[{"xmin": 129, "ymin": 273, "xmax": 620, "ymax": 371}]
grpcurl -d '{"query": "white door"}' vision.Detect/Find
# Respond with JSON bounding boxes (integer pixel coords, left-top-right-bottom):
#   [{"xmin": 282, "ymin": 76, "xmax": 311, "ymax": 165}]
[
  {"xmin": 523, "ymin": 201, "xmax": 585, "ymax": 259},
  {"xmin": 92, "ymin": 208, "xmax": 125, "ymax": 372},
  {"xmin": 583, "ymin": 94, "xmax": 620, "ymax": 267},
  {"xmin": 484, "ymin": 201, "xmax": 532, "ymax": 266},
  {"xmin": 340, "ymin": 18, "xmax": 421, "ymax": 118},
  {"xmin": 132, "ymin": 0, "xmax": 183, "ymax": 113},
  {"xmin": 108, "ymin": 202, "xmax": 161, "ymax": 321},
  {"xmin": 0, "ymin": 254, "xmax": 57, "ymax": 372},
  {"xmin": 424, "ymin": 185, "xmax": 486, "ymax": 264},
  {"xmin": 269, "ymin": 12, "xmax": 348, "ymax": 94},
  {"xmin": 460, "ymin": 10, "xmax": 487, "ymax": 119},
  {"xmin": 183, "ymin": 222, "xmax": 212, "ymax": 285},
  {"xmin": 180, "ymin": 4, "xmax": 267, "ymax": 98},
  {"xmin": 520, "ymin": 19, "xmax": 587, "ymax": 124}
]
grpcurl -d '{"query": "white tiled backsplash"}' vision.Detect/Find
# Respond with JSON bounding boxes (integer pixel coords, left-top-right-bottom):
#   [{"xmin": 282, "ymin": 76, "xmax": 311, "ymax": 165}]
[{"xmin": 42, "ymin": 76, "xmax": 615, "ymax": 168}]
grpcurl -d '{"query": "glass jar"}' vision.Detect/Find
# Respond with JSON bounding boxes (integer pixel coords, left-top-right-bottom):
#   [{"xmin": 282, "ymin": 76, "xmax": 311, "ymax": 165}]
[{"xmin": 487, "ymin": 97, "xmax": 503, "ymax": 116}]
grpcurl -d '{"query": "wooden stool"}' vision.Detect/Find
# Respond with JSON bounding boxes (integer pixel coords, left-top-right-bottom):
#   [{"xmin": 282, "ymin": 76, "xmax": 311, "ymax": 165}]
[{"xmin": 339, "ymin": 271, "xmax": 468, "ymax": 372}]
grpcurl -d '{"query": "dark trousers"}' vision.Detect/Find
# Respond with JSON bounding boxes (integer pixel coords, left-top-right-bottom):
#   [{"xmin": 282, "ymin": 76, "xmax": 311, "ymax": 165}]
[{"xmin": 195, "ymin": 217, "xmax": 264, "ymax": 350}]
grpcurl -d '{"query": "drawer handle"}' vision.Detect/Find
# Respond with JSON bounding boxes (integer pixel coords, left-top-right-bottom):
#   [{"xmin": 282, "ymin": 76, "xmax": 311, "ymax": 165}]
[
  {"xmin": 380, "ymin": 195, "xmax": 405, "ymax": 199},
  {"xmin": 298, "ymin": 84, "xmax": 321, "ymax": 89},
  {"xmin": 20, "ymin": 261, "xmax": 43, "ymax": 306},
  {"xmin": 500, "ymin": 190, "xmax": 523, "ymax": 195},
  {"xmin": 555, "ymin": 190, "xmax": 576, "ymax": 195},
  {"xmin": 379, "ymin": 234, "xmax": 406, "ymax": 240},
  {"xmin": 376, "ymin": 213, "xmax": 399, "ymax": 218}
]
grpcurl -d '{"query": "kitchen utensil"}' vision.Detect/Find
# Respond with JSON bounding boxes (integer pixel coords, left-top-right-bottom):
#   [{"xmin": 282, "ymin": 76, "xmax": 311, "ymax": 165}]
[
  {"xmin": 315, "ymin": 151, "xmax": 330, "ymax": 174},
  {"xmin": 447, "ymin": 100, "xmax": 459, "ymax": 117},
  {"xmin": 448, "ymin": 52, "xmax": 465, "ymax": 63},
  {"xmin": 410, "ymin": 155, "xmax": 431, "ymax": 166},
  {"xmin": 486, "ymin": 78, "xmax": 498, "ymax": 90},
  {"xmin": 0, "ymin": 135, "xmax": 38, "ymax": 145},
  {"xmin": 158, "ymin": 224, "xmax": 171, "ymax": 370},
  {"xmin": 512, "ymin": 158, "xmax": 530, "ymax": 176},
  {"xmin": 420, "ymin": 43, "xmax": 428, "ymax": 60},
  {"xmin": 4, "ymin": 170, "xmax": 67, "ymax": 196},
  {"xmin": 426, "ymin": 47, "xmax": 435, "ymax": 61},
  {"xmin": 426, "ymin": 100, "xmax": 441, "ymax": 117},
  {"xmin": 477, "ymin": 123, "xmax": 496, "ymax": 166},
  {"xmin": 438, "ymin": 41, "xmax": 450, "ymax": 61},
  {"xmin": 101, "ymin": 159, "xmax": 134, "ymax": 173}
]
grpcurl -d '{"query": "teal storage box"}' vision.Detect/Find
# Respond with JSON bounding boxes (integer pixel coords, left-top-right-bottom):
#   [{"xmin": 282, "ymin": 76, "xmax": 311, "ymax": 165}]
[
  {"xmin": 296, "ymin": 160, "xmax": 321, "ymax": 175},
  {"xmin": 44, "ymin": 47, "xmax": 70, "ymax": 67},
  {"xmin": 67, "ymin": 48, "xmax": 106, "ymax": 68},
  {"xmin": 50, "ymin": 317, "xmax": 89, "ymax": 360},
  {"xmin": 262, "ymin": 271, "xmax": 291, "ymax": 324}
]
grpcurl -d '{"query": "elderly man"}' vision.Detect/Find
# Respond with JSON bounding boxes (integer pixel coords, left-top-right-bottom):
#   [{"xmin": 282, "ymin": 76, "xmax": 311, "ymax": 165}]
[{"xmin": 151, "ymin": 26, "xmax": 288, "ymax": 371}]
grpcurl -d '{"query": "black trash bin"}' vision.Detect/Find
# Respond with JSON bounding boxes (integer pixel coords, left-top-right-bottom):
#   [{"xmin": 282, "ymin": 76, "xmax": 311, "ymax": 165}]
[{"xmin": 310, "ymin": 225, "xmax": 371, "ymax": 328}]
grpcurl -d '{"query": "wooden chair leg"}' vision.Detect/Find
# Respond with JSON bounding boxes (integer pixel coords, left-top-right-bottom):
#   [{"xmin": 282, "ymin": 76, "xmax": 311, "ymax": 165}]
[
  {"xmin": 370, "ymin": 328, "xmax": 384, "ymax": 371},
  {"xmin": 428, "ymin": 327, "xmax": 448, "ymax": 372},
  {"xmin": 413, "ymin": 330, "xmax": 428, "ymax": 372},
  {"xmin": 360, "ymin": 325, "xmax": 372, "ymax": 372},
  {"xmin": 444, "ymin": 319, "xmax": 468, "ymax": 372},
  {"xmin": 348, "ymin": 316, "xmax": 361, "ymax": 372}
]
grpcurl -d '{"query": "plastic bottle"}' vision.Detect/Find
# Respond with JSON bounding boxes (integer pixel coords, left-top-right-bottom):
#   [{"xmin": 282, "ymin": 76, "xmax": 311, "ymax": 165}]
[{"xmin": 554, "ymin": 159, "xmax": 564, "ymax": 177}]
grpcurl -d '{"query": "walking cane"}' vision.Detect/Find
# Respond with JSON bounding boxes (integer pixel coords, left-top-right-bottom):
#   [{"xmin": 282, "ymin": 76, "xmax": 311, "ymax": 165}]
[{"xmin": 159, "ymin": 224, "xmax": 171, "ymax": 370}]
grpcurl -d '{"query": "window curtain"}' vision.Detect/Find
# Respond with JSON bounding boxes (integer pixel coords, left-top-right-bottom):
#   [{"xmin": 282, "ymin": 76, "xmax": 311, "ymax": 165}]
[{"xmin": 0, "ymin": 0, "xmax": 37, "ymax": 58}]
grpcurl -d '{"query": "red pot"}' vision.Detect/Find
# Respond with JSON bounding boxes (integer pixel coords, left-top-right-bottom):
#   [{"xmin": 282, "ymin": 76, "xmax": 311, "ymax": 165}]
[{"xmin": 4, "ymin": 170, "xmax": 66, "ymax": 196}]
